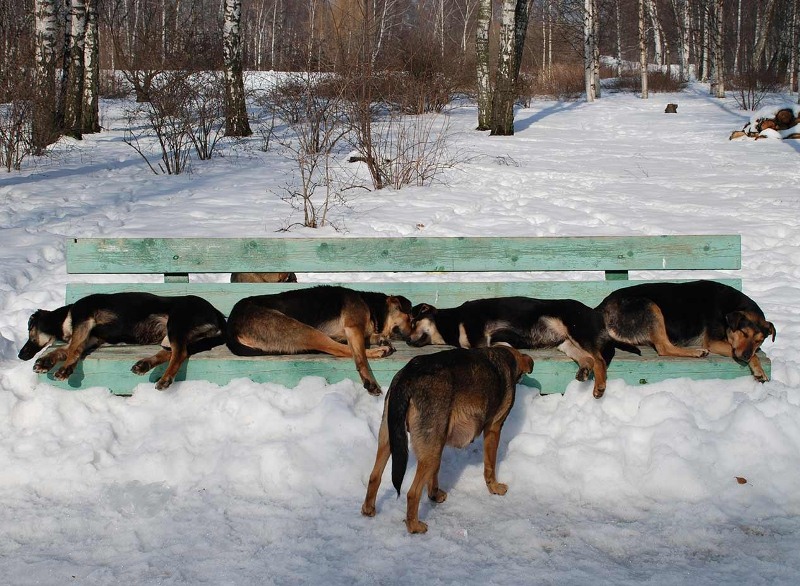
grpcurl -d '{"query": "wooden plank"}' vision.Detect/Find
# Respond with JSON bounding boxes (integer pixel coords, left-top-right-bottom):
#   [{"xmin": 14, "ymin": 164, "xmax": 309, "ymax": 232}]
[
  {"xmin": 34, "ymin": 344, "xmax": 770, "ymax": 396},
  {"xmin": 64, "ymin": 279, "xmax": 744, "ymax": 315},
  {"xmin": 66, "ymin": 235, "xmax": 741, "ymax": 274}
]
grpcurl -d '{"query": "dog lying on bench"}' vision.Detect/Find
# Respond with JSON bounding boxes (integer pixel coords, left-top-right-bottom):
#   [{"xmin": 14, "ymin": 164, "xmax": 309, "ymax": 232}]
[
  {"xmin": 597, "ymin": 280, "xmax": 776, "ymax": 382},
  {"xmin": 19, "ymin": 293, "xmax": 227, "ymax": 390},
  {"xmin": 407, "ymin": 297, "xmax": 614, "ymax": 398},
  {"xmin": 226, "ymin": 285, "xmax": 413, "ymax": 395},
  {"xmin": 361, "ymin": 345, "xmax": 534, "ymax": 534}
]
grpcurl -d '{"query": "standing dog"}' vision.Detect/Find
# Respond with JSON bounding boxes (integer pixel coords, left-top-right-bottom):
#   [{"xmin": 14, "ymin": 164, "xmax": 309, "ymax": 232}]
[
  {"xmin": 597, "ymin": 280, "xmax": 776, "ymax": 382},
  {"xmin": 19, "ymin": 293, "xmax": 227, "ymax": 390},
  {"xmin": 226, "ymin": 286, "xmax": 413, "ymax": 395},
  {"xmin": 408, "ymin": 297, "xmax": 614, "ymax": 398},
  {"xmin": 361, "ymin": 346, "xmax": 534, "ymax": 534}
]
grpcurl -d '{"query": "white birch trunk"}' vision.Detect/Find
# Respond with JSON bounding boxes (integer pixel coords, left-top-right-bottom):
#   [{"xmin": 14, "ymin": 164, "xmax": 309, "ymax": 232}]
[
  {"xmin": 639, "ymin": 0, "xmax": 648, "ymax": 98},
  {"xmin": 64, "ymin": 0, "xmax": 87, "ymax": 139},
  {"xmin": 584, "ymin": 0, "xmax": 596, "ymax": 102},
  {"xmin": 223, "ymin": 0, "xmax": 252, "ymax": 136},
  {"xmin": 751, "ymin": 0, "xmax": 777, "ymax": 71},
  {"xmin": 733, "ymin": 0, "xmax": 742, "ymax": 74},
  {"xmin": 646, "ymin": 0, "xmax": 663, "ymax": 68},
  {"xmin": 475, "ymin": 0, "xmax": 491, "ymax": 130},
  {"xmin": 82, "ymin": 0, "xmax": 100, "ymax": 134},
  {"xmin": 34, "ymin": 0, "xmax": 60, "ymax": 151}
]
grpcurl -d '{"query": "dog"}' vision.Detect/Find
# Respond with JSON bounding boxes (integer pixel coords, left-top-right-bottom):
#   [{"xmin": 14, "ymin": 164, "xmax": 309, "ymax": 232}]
[
  {"xmin": 597, "ymin": 280, "xmax": 776, "ymax": 382},
  {"xmin": 230, "ymin": 272, "xmax": 297, "ymax": 283},
  {"xmin": 226, "ymin": 286, "xmax": 413, "ymax": 395},
  {"xmin": 361, "ymin": 345, "xmax": 534, "ymax": 534},
  {"xmin": 407, "ymin": 297, "xmax": 614, "ymax": 398},
  {"xmin": 19, "ymin": 292, "xmax": 227, "ymax": 390}
]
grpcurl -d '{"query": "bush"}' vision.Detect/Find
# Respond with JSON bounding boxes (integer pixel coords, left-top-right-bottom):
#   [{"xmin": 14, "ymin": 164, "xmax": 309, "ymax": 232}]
[
  {"xmin": 525, "ymin": 62, "xmax": 586, "ymax": 100},
  {"xmin": 609, "ymin": 69, "xmax": 687, "ymax": 93},
  {"xmin": 729, "ymin": 70, "xmax": 783, "ymax": 110}
]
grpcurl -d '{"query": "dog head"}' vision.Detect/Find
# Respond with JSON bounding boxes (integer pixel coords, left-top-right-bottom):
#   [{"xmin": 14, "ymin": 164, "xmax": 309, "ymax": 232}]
[
  {"xmin": 494, "ymin": 344, "xmax": 534, "ymax": 381},
  {"xmin": 381, "ymin": 295, "xmax": 414, "ymax": 339},
  {"xmin": 725, "ymin": 310, "xmax": 776, "ymax": 362},
  {"xmin": 407, "ymin": 303, "xmax": 445, "ymax": 347},
  {"xmin": 18, "ymin": 309, "xmax": 60, "ymax": 360}
]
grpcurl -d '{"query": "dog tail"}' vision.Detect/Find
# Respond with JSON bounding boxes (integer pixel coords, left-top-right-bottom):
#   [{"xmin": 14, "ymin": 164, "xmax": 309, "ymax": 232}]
[
  {"xmin": 225, "ymin": 335, "xmax": 267, "ymax": 356},
  {"xmin": 387, "ymin": 377, "xmax": 413, "ymax": 497}
]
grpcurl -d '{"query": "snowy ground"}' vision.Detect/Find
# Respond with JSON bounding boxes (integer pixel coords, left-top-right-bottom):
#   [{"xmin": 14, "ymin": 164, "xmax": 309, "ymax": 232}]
[{"xmin": 1, "ymin": 82, "xmax": 800, "ymax": 585}]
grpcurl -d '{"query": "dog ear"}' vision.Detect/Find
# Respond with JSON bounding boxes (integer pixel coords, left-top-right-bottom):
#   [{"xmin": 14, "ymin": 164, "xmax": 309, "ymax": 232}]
[
  {"xmin": 725, "ymin": 311, "xmax": 747, "ymax": 331},
  {"xmin": 766, "ymin": 321, "xmax": 776, "ymax": 342},
  {"xmin": 518, "ymin": 353, "xmax": 534, "ymax": 374},
  {"xmin": 411, "ymin": 303, "xmax": 436, "ymax": 319},
  {"xmin": 387, "ymin": 296, "xmax": 412, "ymax": 313}
]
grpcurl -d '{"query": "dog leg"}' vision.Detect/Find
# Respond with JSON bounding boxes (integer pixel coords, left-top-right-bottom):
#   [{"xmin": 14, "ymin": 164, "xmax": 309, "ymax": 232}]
[
  {"xmin": 362, "ymin": 414, "xmax": 391, "ymax": 517},
  {"xmin": 405, "ymin": 455, "xmax": 440, "ymax": 534},
  {"xmin": 427, "ymin": 461, "xmax": 447, "ymax": 504},
  {"xmin": 706, "ymin": 340, "xmax": 768, "ymax": 382},
  {"xmin": 33, "ymin": 347, "xmax": 68, "ymax": 373},
  {"xmin": 650, "ymin": 308, "xmax": 709, "ymax": 358},
  {"xmin": 483, "ymin": 422, "xmax": 508, "ymax": 495},
  {"xmin": 557, "ymin": 340, "xmax": 595, "ymax": 381},
  {"xmin": 155, "ymin": 343, "xmax": 189, "ymax": 390},
  {"xmin": 344, "ymin": 326, "xmax": 383, "ymax": 396},
  {"xmin": 131, "ymin": 348, "xmax": 171, "ymax": 375},
  {"xmin": 53, "ymin": 320, "xmax": 95, "ymax": 380}
]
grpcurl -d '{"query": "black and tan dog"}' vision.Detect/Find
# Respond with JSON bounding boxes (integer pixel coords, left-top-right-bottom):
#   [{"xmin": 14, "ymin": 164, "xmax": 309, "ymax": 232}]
[
  {"xmin": 226, "ymin": 286, "xmax": 413, "ymax": 395},
  {"xmin": 597, "ymin": 280, "xmax": 776, "ymax": 382},
  {"xmin": 19, "ymin": 293, "xmax": 226, "ymax": 390},
  {"xmin": 361, "ymin": 345, "xmax": 534, "ymax": 534},
  {"xmin": 408, "ymin": 297, "xmax": 614, "ymax": 398}
]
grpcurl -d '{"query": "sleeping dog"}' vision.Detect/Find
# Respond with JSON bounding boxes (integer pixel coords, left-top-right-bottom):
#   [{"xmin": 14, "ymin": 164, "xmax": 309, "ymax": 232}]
[
  {"xmin": 226, "ymin": 285, "xmax": 413, "ymax": 395},
  {"xmin": 361, "ymin": 345, "xmax": 534, "ymax": 534},
  {"xmin": 597, "ymin": 280, "xmax": 776, "ymax": 382},
  {"xmin": 19, "ymin": 292, "xmax": 227, "ymax": 390},
  {"xmin": 408, "ymin": 297, "xmax": 614, "ymax": 398}
]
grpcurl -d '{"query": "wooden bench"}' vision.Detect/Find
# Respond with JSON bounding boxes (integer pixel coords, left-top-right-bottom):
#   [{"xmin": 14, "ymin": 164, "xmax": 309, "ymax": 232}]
[{"xmin": 38, "ymin": 235, "xmax": 769, "ymax": 395}]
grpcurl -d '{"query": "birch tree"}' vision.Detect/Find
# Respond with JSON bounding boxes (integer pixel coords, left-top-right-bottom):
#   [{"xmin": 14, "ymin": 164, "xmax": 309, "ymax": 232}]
[
  {"xmin": 223, "ymin": 0, "xmax": 252, "ymax": 136},
  {"xmin": 81, "ymin": 0, "xmax": 100, "ymax": 134},
  {"xmin": 63, "ymin": 0, "xmax": 87, "ymax": 139},
  {"xmin": 33, "ymin": 0, "xmax": 61, "ymax": 152},
  {"xmin": 709, "ymin": 0, "xmax": 724, "ymax": 98},
  {"xmin": 751, "ymin": 0, "xmax": 778, "ymax": 71},
  {"xmin": 475, "ymin": 0, "xmax": 491, "ymax": 130},
  {"xmin": 639, "ymin": 0, "xmax": 648, "ymax": 98},
  {"xmin": 489, "ymin": 0, "xmax": 529, "ymax": 135},
  {"xmin": 584, "ymin": 0, "xmax": 597, "ymax": 102}
]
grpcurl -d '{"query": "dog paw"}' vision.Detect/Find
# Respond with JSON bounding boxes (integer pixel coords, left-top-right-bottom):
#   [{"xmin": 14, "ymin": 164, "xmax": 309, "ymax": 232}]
[
  {"xmin": 364, "ymin": 380, "xmax": 382, "ymax": 396},
  {"xmin": 695, "ymin": 348, "xmax": 710, "ymax": 358},
  {"xmin": 53, "ymin": 366, "xmax": 73, "ymax": 381},
  {"xmin": 593, "ymin": 386, "xmax": 606, "ymax": 399},
  {"xmin": 361, "ymin": 503, "xmax": 376, "ymax": 517},
  {"xmin": 575, "ymin": 367, "xmax": 591, "ymax": 381},
  {"xmin": 33, "ymin": 361, "xmax": 53, "ymax": 373},
  {"xmin": 131, "ymin": 360, "xmax": 151, "ymax": 375},
  {"xmin": 405, "ymin": 519, "xmax": 428, "ymax": 534},
  {"xmin": 155, "ymin": 377, "xmax": 173, "ymax": 391},
  {"xmin": 754, "ymin": 371, "xmax": 769, "ymax": 383},
  {"xmin": 429, "ymin": 489, "xmax": 448, "ymax": 503},
  {"xmin": 367, "ymin": 344, "xmax": 395, "ymax": 358},
  {"xmin": 487, "ymin": 482, "xmax": 508, "ymax": 496}
]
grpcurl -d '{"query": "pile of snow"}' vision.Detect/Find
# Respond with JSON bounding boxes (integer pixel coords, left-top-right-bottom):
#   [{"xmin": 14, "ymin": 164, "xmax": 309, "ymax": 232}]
[{"xmin": 1, "ymin": 81, "xmax": 799, "ymax": 584}]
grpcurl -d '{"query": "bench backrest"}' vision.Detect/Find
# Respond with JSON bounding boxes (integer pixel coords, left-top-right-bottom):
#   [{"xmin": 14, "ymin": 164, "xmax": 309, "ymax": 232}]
[{"xmin": 65, "ymin": 235, "xmax": 742, "ymax": 312}]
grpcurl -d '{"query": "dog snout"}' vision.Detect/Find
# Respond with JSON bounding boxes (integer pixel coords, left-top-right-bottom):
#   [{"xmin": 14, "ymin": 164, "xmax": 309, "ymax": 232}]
[
  {"xmin": 406, "ymin": 333, "xmax": 430, "ymax": 347},
  {"xmin": 18, "ymin": 341, "xmax": 43, "ymax": 361}
]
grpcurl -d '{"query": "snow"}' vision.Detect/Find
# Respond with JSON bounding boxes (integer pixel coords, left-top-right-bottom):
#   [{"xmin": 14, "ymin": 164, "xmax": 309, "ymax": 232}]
[{"xmin": 2, "ymin": 81, "xmax": 800, "ymax": 584}]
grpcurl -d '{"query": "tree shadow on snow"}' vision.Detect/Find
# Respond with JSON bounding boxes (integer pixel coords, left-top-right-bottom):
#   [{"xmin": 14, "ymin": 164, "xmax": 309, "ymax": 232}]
[{"xmin": 513, "ymin": 100, "xmax": 584, "ymax": 132}]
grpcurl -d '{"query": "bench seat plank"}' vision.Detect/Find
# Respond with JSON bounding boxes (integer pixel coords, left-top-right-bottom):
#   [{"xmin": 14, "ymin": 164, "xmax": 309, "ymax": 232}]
[
  {"xmin": 37, "ymin": 344, "xmax": 769, "ymax": 396},
  {"xmin": 67, "ymin": 235, "xmax": 742, "ymax": 274}
]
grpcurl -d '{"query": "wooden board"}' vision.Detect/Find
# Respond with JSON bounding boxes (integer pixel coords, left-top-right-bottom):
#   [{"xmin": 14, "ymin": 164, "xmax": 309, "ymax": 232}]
[
  {"xmin": 65, "ymin": 279, "xmax": 744, "ymax": 315},
  {"xmin": 66, "ymin": 235, "xmax": 741, "ymax": 274},
  {"xmin": 34, "ymin": 344, "xmax": 769, "ymax": 396}
]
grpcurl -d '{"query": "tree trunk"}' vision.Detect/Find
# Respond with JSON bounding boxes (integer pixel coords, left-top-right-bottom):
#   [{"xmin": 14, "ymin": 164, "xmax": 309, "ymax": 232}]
[
  {"xmin": 751, "ymin": 0, "xmax": 777, "ymax": 71},
  {"xmin": 475, "ymin": 0, "xmax": 491, "ymax": 130},
  {"xmin": 639, "ymin": 0, "xmax": 648, "ymax": 99},
  {"xmin": 490, "ymin": 0, "xmax": 525, "ymax": 136},
  {"xmin": 709, "ymin": 0, "xmax": 724, "ymax": 98},
  {"xmin": 63, "ymin": 0, "xmax": 87, "ymax": 139},
  {"xmin": 33, "ymin": 0, "xmax": 61, "ymax": 153},
  {"xmin": 81, "ymin": 0, "xmax": 100, "ymax": 134},
  {"xmin": 584, "ymin": 0, "xmax": 596, "ymax": 102},
  {"xmin": 733, "ymin": 0, "xmax": 742, "ymax": 74},
  {"xmin": 223, "ymin": 0, "xmax": 252, "ymax": 136}
]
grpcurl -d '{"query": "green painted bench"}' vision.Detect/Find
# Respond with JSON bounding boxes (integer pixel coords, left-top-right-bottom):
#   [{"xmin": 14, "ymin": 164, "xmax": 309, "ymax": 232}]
[{"xmin": 38, "ymin": 235, "xmax": 769, "ymax": 395}]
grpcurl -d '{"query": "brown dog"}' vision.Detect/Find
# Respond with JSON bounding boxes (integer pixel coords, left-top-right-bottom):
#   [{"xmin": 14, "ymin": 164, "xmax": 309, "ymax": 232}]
[
  {"xmin": 597, "ymin": 280, "xmax": 775, "ymax": 381},
  {"xmin": 230, "ymin": 272, "xmax": 297, "ymax": 283},
  {"xmin": 361, "ymin": 345, "xmax": 534, "ymax": 533},
  {"xmin": 226, "ymin": 285, "xmax": 412, "ymax": 395}
]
